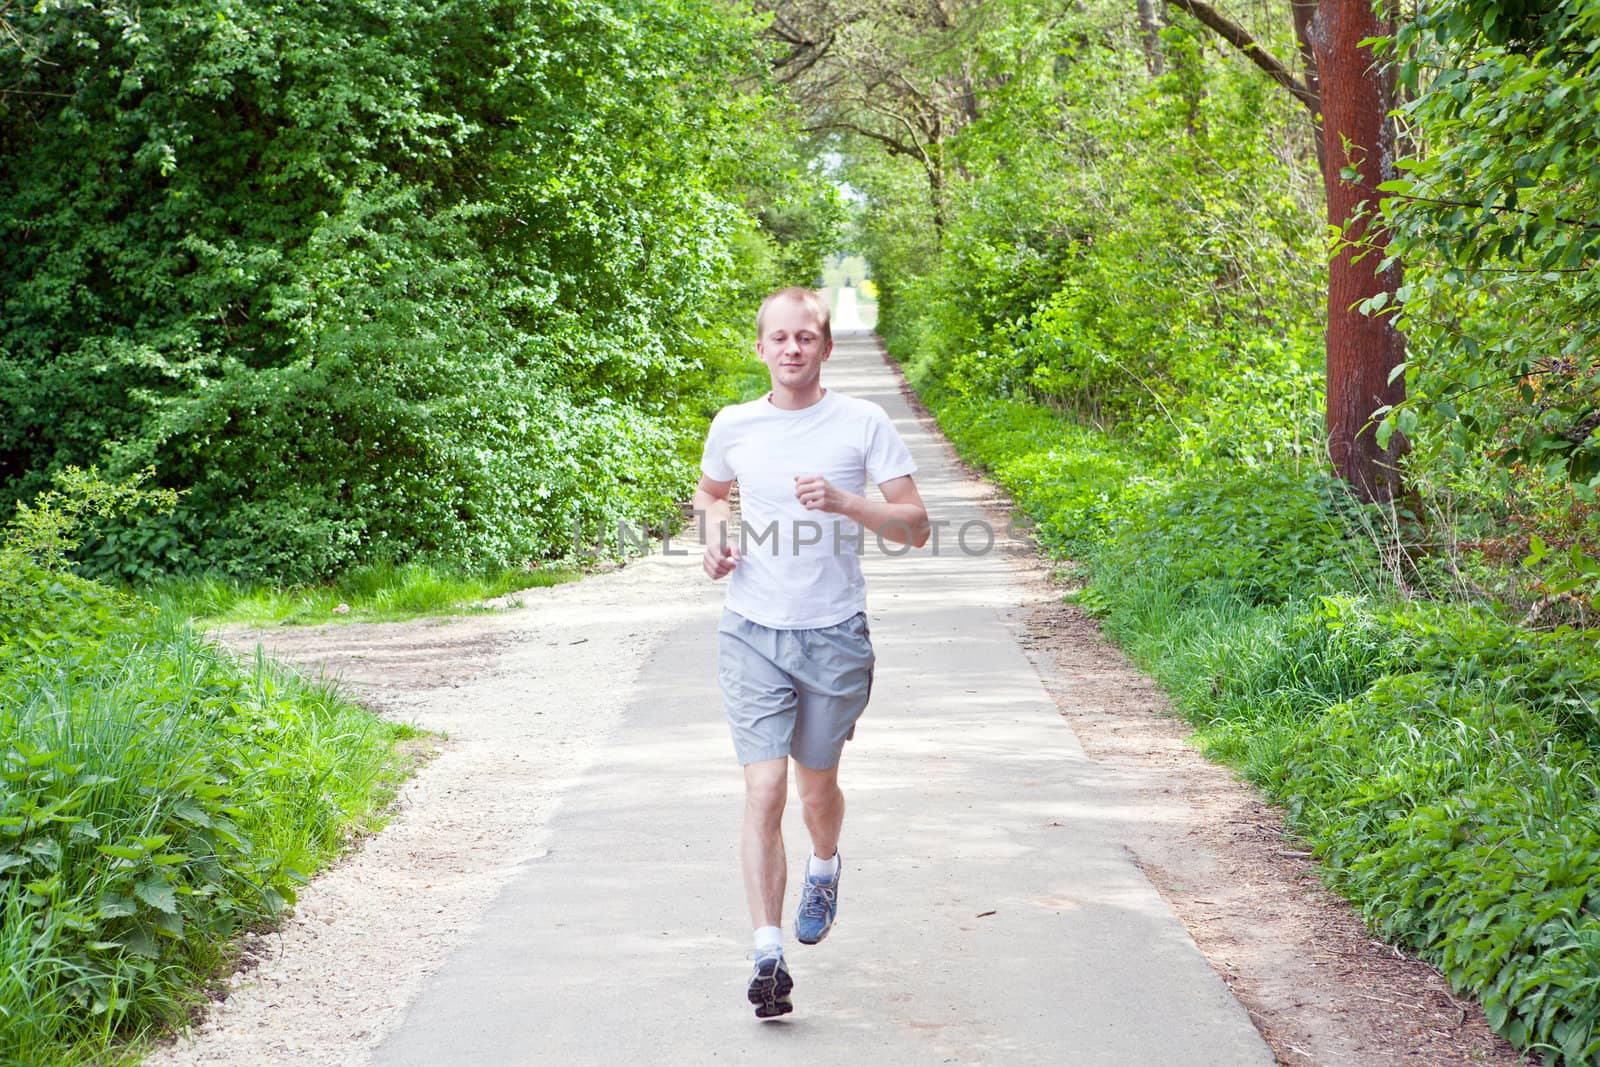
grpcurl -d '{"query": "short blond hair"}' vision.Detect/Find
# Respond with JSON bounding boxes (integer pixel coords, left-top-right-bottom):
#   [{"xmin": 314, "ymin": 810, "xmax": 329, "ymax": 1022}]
[{"xmin": 756, "ymin": 286, "xmax": 832, "ymax": 347}]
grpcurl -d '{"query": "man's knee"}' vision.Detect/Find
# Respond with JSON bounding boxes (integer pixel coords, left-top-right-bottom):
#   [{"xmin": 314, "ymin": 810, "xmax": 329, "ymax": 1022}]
[
  {"xmin": 794, "ymin": 766, "xmax": 841, "ymax": 811},
  {"xmin": 743, "ymin": 759, "xmax": 787, "ymax": 820}
]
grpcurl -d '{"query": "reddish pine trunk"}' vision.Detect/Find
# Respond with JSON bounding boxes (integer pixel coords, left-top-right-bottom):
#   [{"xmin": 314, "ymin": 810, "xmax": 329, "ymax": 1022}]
[{"xmin": 1311, "ymin": 2, "xmax": 1407, "ymax": 503}]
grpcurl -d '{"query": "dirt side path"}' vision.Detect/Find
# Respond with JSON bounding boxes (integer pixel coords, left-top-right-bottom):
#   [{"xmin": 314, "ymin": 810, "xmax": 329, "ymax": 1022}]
[
  {"xmin": 148, "ymin": 555, "xmax": 717, "ymax": 1066},
  {"xmin": 1015, "ymin": 583, "xmax": 1530, "ymax": 1066}
]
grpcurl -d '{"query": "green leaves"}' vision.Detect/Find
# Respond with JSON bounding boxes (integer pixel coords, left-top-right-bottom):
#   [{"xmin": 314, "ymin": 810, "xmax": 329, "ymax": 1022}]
[
  {"xmin": 852, "ymin": 0, "xmax": 1323, "ymax": 441},
  {"xmin": 132, "ymin": 876, "xmax": 178, "ymax": 916},
  {"xmin": 0, "ymin": 532, "xmax": 411, "ymax": 1057},
  {"xmin": 1, "ymin": 0, "xmax": 784, "ymax": 583},
  {"xmin": 1383, "ymin": 0, "xmax": 1600, "ymax": 493},
  {"xmin": 1523, "ymin": 535, "xmax": 1600, "ymax": 599}
]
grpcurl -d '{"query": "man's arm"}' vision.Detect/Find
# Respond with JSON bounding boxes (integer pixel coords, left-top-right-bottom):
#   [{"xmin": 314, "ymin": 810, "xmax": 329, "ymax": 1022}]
[
  {"xmin": 693, "ymin": 474, "xmax": 740, "ymax": 579},
  {"xmin": 794, "ymin": 473, "xmax": 930, "ymax": 548}
]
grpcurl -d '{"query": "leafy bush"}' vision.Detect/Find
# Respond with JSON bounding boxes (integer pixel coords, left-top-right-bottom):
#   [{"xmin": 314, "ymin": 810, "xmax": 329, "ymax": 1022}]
[
  {"xmin": 1383, "ymin": 604, "xmax": 1600, "ymax": 744},
  {"xmin": 0, "ymin": 0, "xmax": 815, "ymax": 583},
  {"xmin": 930, "ymin": 395, "xmax": 1157, "ymax": 558},
  {"xmin": 1384, "ymin": 0, "xmax": 1600, "ymax": 494}
]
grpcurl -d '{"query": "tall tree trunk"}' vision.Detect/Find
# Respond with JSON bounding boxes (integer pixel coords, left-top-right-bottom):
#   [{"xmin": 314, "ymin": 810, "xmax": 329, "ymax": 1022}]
[
  {"xmin": 1137, "ymin": 0, "xmax": 1166, "ymax": 76},
  {"xmin": 1290, "ymin": 0, "xmax": 1324, "ymax": 173},
  {"xmin": 1311, "ymin": 1, "xmax": 1406, "ymax": 503}
]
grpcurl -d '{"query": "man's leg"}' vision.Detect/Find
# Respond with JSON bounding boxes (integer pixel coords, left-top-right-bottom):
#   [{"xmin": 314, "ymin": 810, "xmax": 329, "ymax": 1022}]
[
  {"xmin": 793, "ymin": 760, "xmax": 844, "ymax": 945},
  {"xmin": 742, "ymin": 757, "xmax": 794, "ymax": 1018},
  {"xmin": 787, "ymin": 615, "xmax": 872, "ymax": 948},
  {"xmin": 742, "ymin": 757, "xmax": 789, "ymax": 928},
  {"xmin": 794, "ymin": 761, "xmax": 844, "ymax": 861}
]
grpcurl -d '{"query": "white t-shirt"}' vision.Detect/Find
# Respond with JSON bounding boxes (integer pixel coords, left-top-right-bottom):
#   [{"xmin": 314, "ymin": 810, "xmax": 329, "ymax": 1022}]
[{"xmin": 700, "ymin": 390, "xmax": 917, "ymax": 629}]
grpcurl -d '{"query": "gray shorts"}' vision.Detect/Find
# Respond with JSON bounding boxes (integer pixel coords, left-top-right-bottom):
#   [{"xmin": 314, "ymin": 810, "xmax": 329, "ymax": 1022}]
[{"xmin": 717, "ymin": 609, "xmax": 876, "ymax": 769}]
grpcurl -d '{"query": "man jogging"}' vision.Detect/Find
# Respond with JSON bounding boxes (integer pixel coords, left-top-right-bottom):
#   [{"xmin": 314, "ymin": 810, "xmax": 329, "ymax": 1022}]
[{"xmin": 693, "ymin": 286, "xmax": 930, "ymax": 1019}]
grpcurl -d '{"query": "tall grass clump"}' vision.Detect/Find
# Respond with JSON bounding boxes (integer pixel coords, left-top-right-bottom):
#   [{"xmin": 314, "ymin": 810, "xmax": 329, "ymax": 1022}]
[{"xmin": 1, "ymin": 472, "xmax": 413, "ymax": 1062}]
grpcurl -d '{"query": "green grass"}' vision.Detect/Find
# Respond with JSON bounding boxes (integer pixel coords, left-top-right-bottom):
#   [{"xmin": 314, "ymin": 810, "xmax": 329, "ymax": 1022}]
[
  {"xmin": 2, "ymin": 538, "xmax": 421, "ymax": 1063},
  {"xmin": 139, "ymin": 560, "xmax": 581, "ymax": 628},
  {"xmin": 1, "ymin": 617, "xmax": 418, "ymax": 1063}
]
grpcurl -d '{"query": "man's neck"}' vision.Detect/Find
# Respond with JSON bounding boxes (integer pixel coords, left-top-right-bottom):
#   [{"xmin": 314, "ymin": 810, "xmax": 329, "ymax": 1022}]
[{"xmin": 767, "ymin": 384, "xmax": 827, "ymax": 411}]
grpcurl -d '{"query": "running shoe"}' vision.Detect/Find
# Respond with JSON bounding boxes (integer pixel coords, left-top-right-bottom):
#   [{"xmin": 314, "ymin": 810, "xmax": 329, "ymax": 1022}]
[
  {"xmin": 746, "ymin": 946, "xmax": 793, "ymax": 1018},
  {"xmin": 795, "ymin": 858, "xmax": 840, "ymax": 945}
]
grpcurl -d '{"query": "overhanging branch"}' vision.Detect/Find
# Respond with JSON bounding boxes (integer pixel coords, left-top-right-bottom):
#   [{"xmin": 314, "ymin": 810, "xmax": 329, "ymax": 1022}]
[
  {"xmin": 1165, "ymin": 0, "xmax": 1318, "ymax": 114},
  {"xmin": 802, "ymin": 119, "xmax": 922, "ymax": 160}
]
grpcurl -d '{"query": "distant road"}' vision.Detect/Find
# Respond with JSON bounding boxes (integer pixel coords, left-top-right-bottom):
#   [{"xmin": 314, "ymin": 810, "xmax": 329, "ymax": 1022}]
[{"xmin": 834, "ymin": 284, "xmax": 862, "ymax": 329}]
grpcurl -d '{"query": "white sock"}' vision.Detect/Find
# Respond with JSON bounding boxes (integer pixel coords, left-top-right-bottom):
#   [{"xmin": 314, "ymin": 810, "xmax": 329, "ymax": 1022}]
[
  {"xmin": 807, "ymin": 851, "xmax": 840, "ymax": 880},
  {"xmin": 754, "ymin": 925, "xmax": 783, "ymax": 952}
]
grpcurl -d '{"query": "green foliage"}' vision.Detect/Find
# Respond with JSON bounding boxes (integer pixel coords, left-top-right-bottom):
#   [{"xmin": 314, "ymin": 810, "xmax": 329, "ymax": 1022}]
[
  {"xmin": 930, "ymin": 395, "xmax": 1156, "ymax": 558},
  {"xmin": 1107, "ymin": 468, "xmax": 1385, "ymax": 607},
  {"xmin": 746, "ymin": 160, "xmax": 849, "ymax": 288},
  {"xmin": 1382, "ymin": 1, "xmax": 1600, "ymax": 498},
  {"xmin": 0, "ymin": 479, "xmax": 410, "ymax": 1060},
  {"xmin": 0, "ymin": 0, "xmax": 807, "ymax": 583},
  {"xmin": 3, "ymin": 468, "xmax": 176, "ymax": 574},
  {"xmin": 1267, "ymin": 673, "xmax": 1600, "ymax": 1065},
  {"xmin": 1524, "ymin": 533, "xmax": 1600, "ymax": 605},
  {"xmin": 856, "ymin": 4, "xmax": 1322, "ymax": 426},
  {"xmin": 1382, "ymin": 603, "xmax": 1600, "ymax": 743},
  {"xmin": 1093, "ymin": 530, "xmax": 1600, "ymax": 1067}
]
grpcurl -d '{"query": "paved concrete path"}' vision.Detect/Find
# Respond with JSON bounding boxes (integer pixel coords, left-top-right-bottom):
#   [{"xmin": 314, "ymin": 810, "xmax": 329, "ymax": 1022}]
[{"xmin": 375, "ymin": 332, "xmax": 1273, "ymax": 1065}]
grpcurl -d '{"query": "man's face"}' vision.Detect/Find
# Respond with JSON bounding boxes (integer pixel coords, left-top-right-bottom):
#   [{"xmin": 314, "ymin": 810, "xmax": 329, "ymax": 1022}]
[{"xmin": 756, "ymin": 297, "xmax": 831, "ymax": 392}]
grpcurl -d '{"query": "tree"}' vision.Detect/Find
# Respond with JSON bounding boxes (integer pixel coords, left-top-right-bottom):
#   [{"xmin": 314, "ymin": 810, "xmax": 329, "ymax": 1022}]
[
  {"xmin": 1165, "ymin": 0, "xmax": 1405, "ymax": 502},
  {"xmin": 1164, "ymin": 0, "xmax": 1319, "ymax": 114},
  {"xmin": 1309, "ymin": 0, "xmax": 1406, "ymax": 503},
  {"xmin": 1136, "ymin": 0, "xmax": 1166, "ymax": 76}
]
